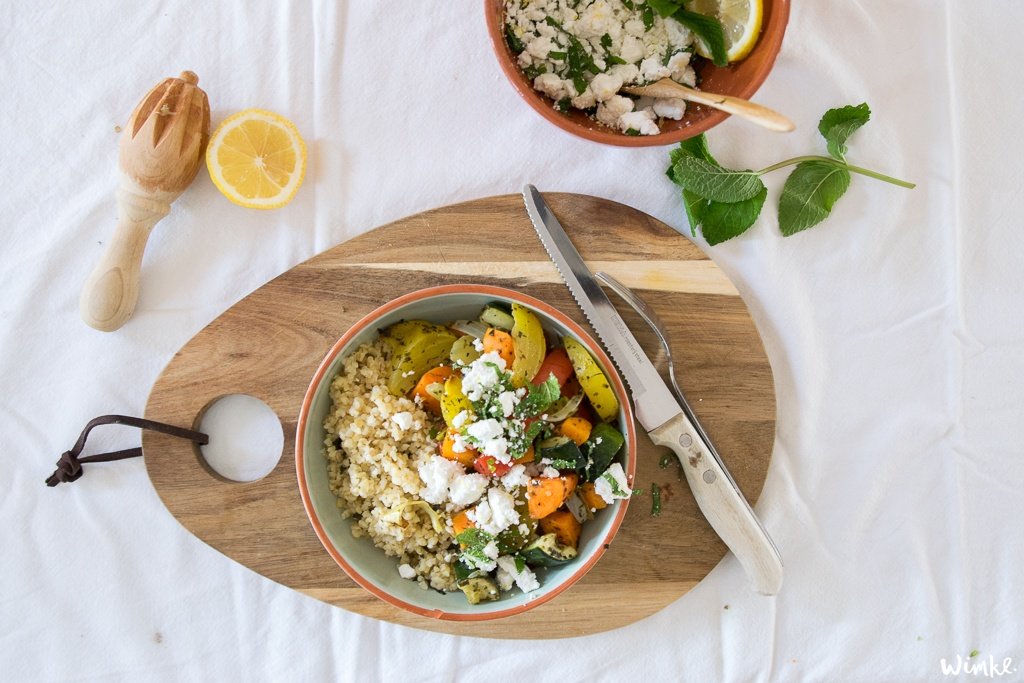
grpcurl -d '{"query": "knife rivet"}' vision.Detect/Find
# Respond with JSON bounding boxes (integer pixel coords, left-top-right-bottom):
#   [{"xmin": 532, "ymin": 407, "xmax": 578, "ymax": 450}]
[
  {"xmin": 678, "ymin": 434, "xmax": 692, "ymax": 448},
  {"xmin": 702, "ymin": 470, "xmax": 716, "ymax": 484}
]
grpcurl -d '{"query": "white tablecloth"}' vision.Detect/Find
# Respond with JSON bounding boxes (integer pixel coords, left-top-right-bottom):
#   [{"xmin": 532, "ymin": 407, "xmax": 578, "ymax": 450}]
[{"xmin": 3, "ymin": 2, "xmax": 1022, "ymax": 680}]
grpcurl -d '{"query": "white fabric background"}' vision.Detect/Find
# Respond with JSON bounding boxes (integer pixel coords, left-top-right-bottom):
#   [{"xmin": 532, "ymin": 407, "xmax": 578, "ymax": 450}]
[{"xmin": 2, "ymin": 1, "xmax": 1021, "ymax": 681}]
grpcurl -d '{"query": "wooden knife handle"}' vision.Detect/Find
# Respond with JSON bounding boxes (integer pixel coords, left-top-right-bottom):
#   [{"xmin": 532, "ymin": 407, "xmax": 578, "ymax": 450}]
[
  {"xmin": 79, "ymin": 178, "xmax": 179, "ymax": 331},
  {"xmin": 649, "ymin": 412, "xmax": 784, "ymax": 595}
]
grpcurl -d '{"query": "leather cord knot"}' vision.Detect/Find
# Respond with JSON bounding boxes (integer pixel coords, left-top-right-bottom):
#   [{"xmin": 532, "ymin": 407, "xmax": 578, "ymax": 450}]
[{"xmin": 46, "ymin": 415, "xmax": 207, "ymax": 487}]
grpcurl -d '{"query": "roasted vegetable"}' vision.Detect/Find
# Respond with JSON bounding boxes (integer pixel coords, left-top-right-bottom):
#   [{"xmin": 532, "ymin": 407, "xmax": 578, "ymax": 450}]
[
  {"xmin": 441, "ymin": 429, "xmax": 476, "ymax": 467},
  {"xmin": 539, "ymin": 508, "xmax": 582, "ymax": 549},
  {"xmin": 440, "ymin": 374, "xmax": 473, "ymax": 427},
  {"xmin": 449, "ymin": 335, "xmax": 481, "ymax": 365},
  {"xmin": 531, "ymin": 348, "xmax": 574, "ymax": 387},
  {"xmin": 412, "ymin": 366, "xmax": 452, "ymax": 415},
  {"xmin": 537, "ymin": 435, "xmax": 585, "ymax": 470},
  {"xmin": 559, "ymin": 416, "xmax": 592, "ymax": 446},
  {"xmin": 479, "ymin": 303, "xmax": 515, "ymax": 331},
  {"xmin": 510, "ymin": 303, "xmax": 546, "ymax": 387},
  {"xmin": 457, "ymin": 575, "xmax": 500, "ymax": 604},
  {"xmin": 495, "ymin": 501, "xmax": 537, "ymax": 554},
  {"xmin": 527, "ymin": 473, "xmax": 578, "ymax": 519},
  {"xmin": 385, "ymin": 321, "xmax": 457, "ymax": 395},
  {"xmin": 521, "ymin": 533, "xmax": 578, "ymax": 567},
  {"xmin": 578, "ymin": 481, "xmax": 608, "ymax": 512},
  {"xmin": 563, "ymin": 336, "xmax": 619, "ymax": 422},
  {"xmin": 583, "ymin": 422, "xmax": 625, "ymax": 481},
  {"xmin": 451, "ymin": 509, "xmax": 475, "ymax": 538},
  {"xmin": 482, "ymin": 327, "xmax": 516, "ymax": 367}
]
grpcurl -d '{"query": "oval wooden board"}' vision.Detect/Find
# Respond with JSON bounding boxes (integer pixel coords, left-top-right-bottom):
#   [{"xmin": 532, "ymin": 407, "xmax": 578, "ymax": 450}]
[{"xmin": 143, "ymin": 193, "xmax": 776, "ymax": 639}]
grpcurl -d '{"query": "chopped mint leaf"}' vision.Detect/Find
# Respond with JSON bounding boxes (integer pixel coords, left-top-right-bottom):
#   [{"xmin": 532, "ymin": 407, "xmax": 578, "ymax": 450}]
[
  {"xmin": 625, "ymin": 128, "xmax": 640, "ymax": 136},
  {"xmin": 504, "ymin": 24, "xmax": 525, "ymax": 54},
  {"xmin": 548, "ymin": 50, "xmax": 567, "ymax": 60},
  {"xmin": 600, "ymin": 33, "xmax": 612, "ymax": 50},
  {"xmin": 642, "ymin": 4, "xmax": 655, "ymax": 30},
  {"xmin": 523, "ymin": 63, "xmax": 546, "ymax": 81},
  {"xmin": 514, "ymin": 555, "xmax": 526, "ymax": 573},
  {"xmin": 517, "ymin": 375, "xmax": 561, "ymax": 417}
]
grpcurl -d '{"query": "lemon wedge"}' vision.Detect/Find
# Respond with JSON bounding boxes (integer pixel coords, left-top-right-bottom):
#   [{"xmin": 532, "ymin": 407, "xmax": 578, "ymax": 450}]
[
  {"xmin": 206, "ymin": 108, "xmax": 306, "ymax": 209},
  {"xmin": 686, "ymin": 0, "xmax": 763, "ymax": 63}
]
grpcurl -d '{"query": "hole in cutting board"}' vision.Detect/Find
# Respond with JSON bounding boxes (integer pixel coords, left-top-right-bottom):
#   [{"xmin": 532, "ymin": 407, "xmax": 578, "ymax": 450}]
[{"xmin": 197, "ymin": 394, "xmax": 283, "ymax": 482}]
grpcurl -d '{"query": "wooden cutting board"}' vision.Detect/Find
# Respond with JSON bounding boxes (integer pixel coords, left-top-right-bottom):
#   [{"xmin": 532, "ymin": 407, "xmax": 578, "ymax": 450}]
[{"xmin": 143, "ymin": 193, "xmax": 776, "ymax": 638}]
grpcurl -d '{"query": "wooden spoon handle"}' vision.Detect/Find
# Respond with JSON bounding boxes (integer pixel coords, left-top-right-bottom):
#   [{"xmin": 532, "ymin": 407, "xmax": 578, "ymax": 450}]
[
  {"xmin": 677, "ymin": 86, "xmax": 794, "ymax": 132},
  {"xmin": 79, "ymin": 179, "xmax": 177, "ymax": 331}
]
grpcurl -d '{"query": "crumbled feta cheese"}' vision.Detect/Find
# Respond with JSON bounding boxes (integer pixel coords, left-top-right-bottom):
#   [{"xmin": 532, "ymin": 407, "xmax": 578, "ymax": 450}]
[
  {"xmin": 468, "ymin": 487, "xmax": 521, "ymax": 536},
  {"xmin": 391, "ymin": 412, "xmax": 413, "ymax": 431},
  {"xmin": 526, "ymin": 35, "xmax": 556, "ymax": 60},
  {"xmin": 417, "ymin": 455, "xmax": 464, "ymax": 504},
  {"xmin": 452, "ymin": 410, "xmax": 471, "ymax": 428},
  {"xmin": 534, "ymin": 72, "xmax": 568, "ymax": 100},
  {"xmin": 666, "ymin": 51, "xmax": 692, "ymax": 79},
  {"xmin": 653, "ymin": 97, "xmax": 686, "ymax": 120},
  {"xmin": 596, "ymin": 95, "xmax": 634, "ymax": 127},
  {"xmin": 449, "ymin": 473, "xmax": 489, "ymax": 506},
  {"xmin": 398, "ymin": 563, "xmax": 416, "ymax": 579},
  {"xmin": 467, "ymin": 418, "xmax": 503, "ymax": 444},
  {"xmin": 594, "ymin": 462, "xmax": 632, "ymax": 504},
  {"xmin": 472, "ymin": 337, "xmax": 485, "ymax": 352},
  {"xmin": 619, "ymin": 109, "xmax": 660, "ymax": 135},
  {"xmin": 497, "ymin": 390, "xmax": 519, "ymax": 417},
  {"xmin": 464, "ymin": 540, "xmax": 500, "ymax": 572},
  {"xmin": 461, "ymin": 351, "xmax": 506, "ymax": 401},
  {"xmin": 500, "ymin": 464, "xmax": 530, "ymax": 490},
  {"xmin": 541, "ymin": 466, "xmax": 560, "ymax": 479},
  {"xmin": 619, "ymin": 34, "xmax": 645, "ymax": 63},
  {"xmin": 590, "ymin": 72, "xmax": 624, "ymax": 103},
  {"xmin": 496, "ymin": 556, "xmax": 540, "ymax": 593},
  {"xmin": 496, "ymin": 565, "xmax": 515, "ymax": 592},
  {"xmin": 639, "ymin": 56, "xmax": 671, "ymax": 83}
]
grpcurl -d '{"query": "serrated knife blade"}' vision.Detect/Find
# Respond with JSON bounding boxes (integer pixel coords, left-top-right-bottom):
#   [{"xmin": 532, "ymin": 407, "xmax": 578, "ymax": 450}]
[{"xmin": 522, "ymin": 185, "xmax": 783, "ymax": 595}]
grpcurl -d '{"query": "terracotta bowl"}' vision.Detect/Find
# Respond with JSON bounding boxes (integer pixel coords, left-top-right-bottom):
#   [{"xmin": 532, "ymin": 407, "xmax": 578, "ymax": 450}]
[
  {"xmin": 295, "ymin": 285, "xmax": 637, "ymax": 620},
  {"xmin": 485, "ymin": 0, "xmax": 790, "ymax": 147}
]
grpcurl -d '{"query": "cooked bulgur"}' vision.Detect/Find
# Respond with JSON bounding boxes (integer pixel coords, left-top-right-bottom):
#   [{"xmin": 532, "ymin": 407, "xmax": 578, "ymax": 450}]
[{"xmin": 324, "ymin": 339, "xmax": 457, "ymax": 592}]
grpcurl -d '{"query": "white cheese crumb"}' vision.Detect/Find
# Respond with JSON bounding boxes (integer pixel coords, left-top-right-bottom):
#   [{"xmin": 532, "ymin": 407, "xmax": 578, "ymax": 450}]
[
  {"xmin": 398, "ymin": 563, "xmax": 416, "ymax": 579},
  {"xmin": 452, "ymin": 410, "xmax": 471, "ymax": 428},
  {"xmin": 469, "ymin": 488, "xmax": 521, "ymax": 536},
  {"xmin": 618, "ymin": 109, "xmax": 660, "ymax": 136},
  {"xmin": 497, "ymin": 391, "xmax": 519, "ymax": 418},
  {"xmin": 501, "ymin": 464, "xmax": 530, "ymax": 490},
  {"xmin": 594, "ymin": 462, "xmax": 632, "ymax": 504},
  {"xmin": 541, "ymin": 466, "xmax": 560, "ymax": 479},
  {"xmin": 448, "ymin": 473, "xmax": 489, "ymax": 506},
  {"xmin": 417, "ymin": 455, "xmax": 463, "ymax": 505},
  {"xmin": 391, "ymin": 412, "xmax": 414, "ymax": 431},
  {"xmin": 496, "ymin": 556, "xmax": 540, "ymax": 593},
  {"xmin": 461, "ymin": 351, "xmax": 507, "ymax": 401}
]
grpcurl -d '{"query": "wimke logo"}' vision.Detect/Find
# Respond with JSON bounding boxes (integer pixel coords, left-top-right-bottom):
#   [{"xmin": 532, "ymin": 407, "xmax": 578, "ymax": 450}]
[{"xmin": 940, "ymin": 652, "xmax": 1016, "ymax": 678}]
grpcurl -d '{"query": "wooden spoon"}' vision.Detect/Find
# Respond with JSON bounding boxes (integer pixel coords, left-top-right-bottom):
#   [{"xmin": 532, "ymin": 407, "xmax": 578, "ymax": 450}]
[
  {"xmin": 623, "ymin": 78, "xmax": 794, "ymax": 132},
  {"xmin": 80, "ymin": 71, "xmax": 210, "ymax": 331}
]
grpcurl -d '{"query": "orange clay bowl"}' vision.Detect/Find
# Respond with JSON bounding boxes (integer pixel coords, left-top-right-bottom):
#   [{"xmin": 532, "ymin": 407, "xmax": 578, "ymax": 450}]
[
  {"xmin": 295, "ymin": 285, "xmax": 637, "ymax": 620},
  {"xmin": 485, "ymin": 0, "xmax": 790, "ymax": 147}
]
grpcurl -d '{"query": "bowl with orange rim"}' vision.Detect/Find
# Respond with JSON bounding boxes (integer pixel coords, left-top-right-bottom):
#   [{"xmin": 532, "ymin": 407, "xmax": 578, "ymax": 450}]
[{"xmin": 296, "ymin": 284, "xmax": 636, "ymax": 619}]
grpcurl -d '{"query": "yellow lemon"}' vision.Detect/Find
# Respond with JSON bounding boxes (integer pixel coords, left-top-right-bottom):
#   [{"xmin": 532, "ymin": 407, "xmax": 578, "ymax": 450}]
[
  {"xmin": 206, "ymin": 108, "xmax": 306, "ymax": 209},
  {"xmin": 686, "ymin": 0, "xmax": 763, "ymax": 63}
]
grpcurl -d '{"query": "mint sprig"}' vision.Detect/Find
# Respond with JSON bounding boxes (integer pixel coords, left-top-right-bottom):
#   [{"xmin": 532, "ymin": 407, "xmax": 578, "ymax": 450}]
[{"xmin": 666, "ymin": 103, "xmax": 915, "ymax": 243}]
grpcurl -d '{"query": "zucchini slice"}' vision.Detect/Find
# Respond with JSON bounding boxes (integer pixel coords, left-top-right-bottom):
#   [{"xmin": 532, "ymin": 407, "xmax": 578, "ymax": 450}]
[
  {"xmin": 457, "ymin": 575, "xmax": 500, "ymax": 604},
  {"xmin": 537, "ymin": 435, "xmax": 585, "ymax": 471},
  {"xmin": 583, "ymin": 422, "xmax": 625, "ymax": 481},
  {"xmin": 521, "ymin": 533, "xmax": 578, "ymax": 567},
  {"xmin": 479, "ymin": 303, "xmax": 515, "ymax": 331}
]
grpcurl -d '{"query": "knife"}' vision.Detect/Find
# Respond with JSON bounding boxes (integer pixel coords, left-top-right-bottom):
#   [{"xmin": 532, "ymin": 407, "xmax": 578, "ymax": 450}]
[{"xmin": 522, "ymin": 185, "xmax": 783, "ymax": 595}]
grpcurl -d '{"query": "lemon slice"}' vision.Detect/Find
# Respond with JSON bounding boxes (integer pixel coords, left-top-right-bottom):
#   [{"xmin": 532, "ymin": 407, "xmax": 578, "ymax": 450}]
[
  {"xmin": 206, "ymin": 108, "xmax": 306, "ymax": 209},
  {"xmin": 686, "ymin": 0, "xmax": 763, "ymax": 63}
]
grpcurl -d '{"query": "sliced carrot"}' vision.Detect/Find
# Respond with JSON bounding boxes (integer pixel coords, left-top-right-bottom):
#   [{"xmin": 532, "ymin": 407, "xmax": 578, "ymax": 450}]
[
  {"xmin": 514, "ymin": 444, "xmax": 535, "ymax": 465},
  {"xmin": 526, "ymin": 473, "xmax": 578, "ymax": 520},
  {"xmin": 559, "ymin": 416, "xmax": 592, "ymax": 446},
  {"xmin": 451, "ymin": 509, "xmax": 475, "ymax": 538},
  {"xmin": 531, "ymin": 348, "xmax": 574, "ymax": 387},
  {"xmin": 539, "ymin": 509, "xmax": 582, "ymax": 549},
  {"xmin": 440, "ymin": 429, "xmax": 476, "ymax": 467},
  {"xmin": 578, "ymin": 482, "xmax": 607, "ymax": 511},
  {"xmin": 482, "ymin": 328, "xmax": 516, "ymax": 368},
  {"xmin": 412, "ymin": 366, "xmax": 453, "ymax": 415}
]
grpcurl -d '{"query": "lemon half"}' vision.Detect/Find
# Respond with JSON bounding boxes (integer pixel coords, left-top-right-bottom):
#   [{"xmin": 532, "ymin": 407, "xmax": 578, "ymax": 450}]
[
  {"xmin": 686, "ymin": 0, "xmax": 763, "ymax": 63},
  {"xmin": 206, "ymin": 108, "xmax": 307, "ymax": 210}
]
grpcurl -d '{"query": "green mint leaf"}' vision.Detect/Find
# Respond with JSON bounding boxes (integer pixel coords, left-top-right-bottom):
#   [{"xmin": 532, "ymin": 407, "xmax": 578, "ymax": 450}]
[
  {"xmin": 600, "ymin": 33, "xmax": 613, "ymax": 50},
  {"xmin": 670, "ymin": 156, "xmax": 764, "ymax": 202},
  {"xmin": 673, "ymin": 134, "xmax": 716, "ymax": 164},
  {"xmin": 647, "ymin": 0, "xmax": 685, "ymax": 17},
  {"xmin": 699, "ymin": 186, "xmax": 767, "ymax": 245},
  {"xmin": 523, "ymin": 63, "xmax": 546, "ymax": 81},
  {"xmin": 682, "ymin": 189, "xmax": 708, "ymax": 238},
  {"xmin": 504, "ymin": 25, "xmax": 525, "ymax": 54},
  {"xmin": 606, "ymin": 55, "xmax": 627, "ymax": 66},
  {"xmin": 517, "ymin": 375, "xmax": 561, "ymax": 417},
  {"xmin": 456, "ymin": 528, "xmax": 494, "ymax": 551},
  {"xmin": 778, "ymin": 161, "xmax": 851, "ymax": 236},
  {"xmin": 514, "ymin": 555, "xmax": 526, "ymax": 573},
  {"xmin": 818, "ymin": 103, "xmax": 871, "ymax": 160},
  {"xmin": 670, "ymin": 8, "xmax": 728, "ymax": 67},
  {"xmin": 642, "ymin": 4, "xmax": 655, "ymax": 30},
  {"xmin": 548, "ymin": 50, "xmax": 567, "ymax": 60},
  {"xmin": 625, "ymin": 128, "xmax": 641, "ymax": 136},
  {"xmin": 622, "ymin": 0, "xmax": 636, "ymax": 10}
]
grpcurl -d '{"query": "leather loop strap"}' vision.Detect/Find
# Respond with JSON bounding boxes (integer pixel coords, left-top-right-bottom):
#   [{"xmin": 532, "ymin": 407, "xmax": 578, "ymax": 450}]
[{"xmin": 46, "ymin": 415, "xmax": 208, "ymax": 487}]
